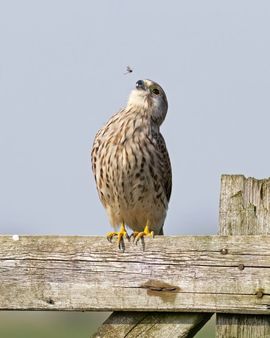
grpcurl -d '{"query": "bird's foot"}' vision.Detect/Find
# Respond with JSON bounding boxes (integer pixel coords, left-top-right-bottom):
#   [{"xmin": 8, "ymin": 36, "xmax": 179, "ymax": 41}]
[
  {"xmin": 131, "ymin": 223, "xmax": 154, "ymax": 246},
  {"xmin": 106, "ymin": 223, "xmax": 129, "ymax": 251}
]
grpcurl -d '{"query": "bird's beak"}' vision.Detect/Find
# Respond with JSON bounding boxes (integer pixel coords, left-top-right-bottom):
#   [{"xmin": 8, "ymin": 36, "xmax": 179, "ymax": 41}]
[{"xmin": 136, "ymin": 80, "xmax": 146, "ymax": 91}]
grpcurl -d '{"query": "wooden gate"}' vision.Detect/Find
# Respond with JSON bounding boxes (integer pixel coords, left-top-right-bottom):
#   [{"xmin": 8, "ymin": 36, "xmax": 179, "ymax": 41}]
[{"xmin": 0, "ymin": 175, "xmax": 269, "ymax": 337}]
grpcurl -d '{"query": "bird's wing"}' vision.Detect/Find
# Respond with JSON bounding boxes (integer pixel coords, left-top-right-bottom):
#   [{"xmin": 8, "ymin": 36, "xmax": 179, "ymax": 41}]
[
  {"xmin": 91, "ymin": 131, "xmax": 100, "ymax": 183},
  {"xmin": 157, "ymin": 133, "xmax": 172, "ymax": 203},
  {"xmin": 91, "ymin": 110, "xmax": 121, "ymax": 180}
]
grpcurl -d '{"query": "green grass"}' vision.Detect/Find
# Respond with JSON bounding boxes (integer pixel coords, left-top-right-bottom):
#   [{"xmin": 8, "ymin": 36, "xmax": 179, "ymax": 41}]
[
  {"xmin": 195, "ymin": 316, "xmax": 215, "ymax": 337},
  {"xmin": 0, "ymin": 312, "xmax": 215, "ymax": 337}
]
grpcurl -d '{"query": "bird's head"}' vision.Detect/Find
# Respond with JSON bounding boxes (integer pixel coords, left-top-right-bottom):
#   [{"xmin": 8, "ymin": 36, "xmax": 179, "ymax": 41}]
[{"xmin": 127, "ymin": 79, "xmax": 168, "ymax": 126}]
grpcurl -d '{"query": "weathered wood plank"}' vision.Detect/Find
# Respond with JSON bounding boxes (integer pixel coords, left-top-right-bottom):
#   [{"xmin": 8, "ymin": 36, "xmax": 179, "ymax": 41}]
[
  {"xmin": 216, "ymin": 314, "xmax": 270, "ymax": 338},
  {"xmin": 217, "ymin": 175, "xmax": 270, "ymax": 337},
  {"xmin": 0, "ymin": 235, "xmax": 269, "ymax": 314},
  {"xmin": 219, "ymin": 175, "xmax": 270, "ymax": 235},
  {"xmin": 92, "ymin": 312, "xmax": 212, "ymax": 338}
]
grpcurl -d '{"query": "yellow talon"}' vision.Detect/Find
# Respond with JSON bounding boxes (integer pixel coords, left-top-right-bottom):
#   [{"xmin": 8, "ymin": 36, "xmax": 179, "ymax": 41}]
[
  {"xmin": 106, "ymin": 223, "xmax": 129, "ymax": 251},
  {"xmin": 134, "ymin": 221, "xmax": 154, "ymax": 245}
]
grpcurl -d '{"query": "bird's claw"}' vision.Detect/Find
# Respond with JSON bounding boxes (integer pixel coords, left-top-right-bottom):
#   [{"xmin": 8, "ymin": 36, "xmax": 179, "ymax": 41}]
[
  {"xmin": 106, "ymin": 222, "xmax": 154, "ymax": 251},
  {"xmin": 106, "ymin": 225, "xmax": 129, "ymax": 251},
  {"xmin": 130, "ymin": 223, "xmax": 154, "ymax": 247},
  {"xmin": 133, "ymin": 230, "xmax": 154, "ymax": 245}
]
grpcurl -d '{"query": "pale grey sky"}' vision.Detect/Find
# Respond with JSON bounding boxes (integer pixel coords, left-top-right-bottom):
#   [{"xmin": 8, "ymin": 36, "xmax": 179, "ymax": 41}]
[{"xmin": 1, "ymin": 1, "xmax": 270, "ymax": 236}]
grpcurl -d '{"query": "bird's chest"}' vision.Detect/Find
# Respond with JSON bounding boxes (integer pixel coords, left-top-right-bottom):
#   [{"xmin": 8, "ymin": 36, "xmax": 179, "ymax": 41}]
[
  {"xmin": 110, "ymin": 135, "xmax": 154, "ymax": 184},
  {"xmin": 97, "ymin": 131, "xmax": 159, "ymax": 205}
]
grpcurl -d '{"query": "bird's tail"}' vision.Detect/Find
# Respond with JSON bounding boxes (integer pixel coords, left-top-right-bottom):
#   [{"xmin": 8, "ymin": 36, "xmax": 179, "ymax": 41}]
[{"xmin": 158, "ymin": 228, "xmax": 164, "ymax": 235}]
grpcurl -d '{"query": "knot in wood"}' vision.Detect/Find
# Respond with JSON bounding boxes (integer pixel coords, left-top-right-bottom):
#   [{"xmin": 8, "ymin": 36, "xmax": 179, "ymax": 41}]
[
  {"xmin": 46, "ymin": 298, "xmax": 55, "ymax": 305},
  {"xmin": 141, "ymin": 280, "xmax": 179, "ymax": 293}
]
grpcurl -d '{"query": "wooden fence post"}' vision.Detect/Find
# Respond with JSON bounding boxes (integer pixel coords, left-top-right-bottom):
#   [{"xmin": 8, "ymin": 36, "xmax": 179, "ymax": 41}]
[
  {"xmin": 93, "ymin": 312, "xmax": 212, "ymax": 338},
  {"xmin": 216, "ymin": 175, "xmax": 270, "ymax": 337}
]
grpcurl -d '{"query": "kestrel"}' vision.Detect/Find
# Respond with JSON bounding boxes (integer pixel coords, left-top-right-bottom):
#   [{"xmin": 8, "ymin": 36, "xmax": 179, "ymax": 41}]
[{"xmin": 91, "ymin": 79, "xmax": 172, "ymax": 249}]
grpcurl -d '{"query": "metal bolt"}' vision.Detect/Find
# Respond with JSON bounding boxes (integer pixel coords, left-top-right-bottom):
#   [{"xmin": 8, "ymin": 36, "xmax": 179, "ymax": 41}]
[
  {"xmin": 220, "ymin": 248, "xmax": 228, "ymax": 255},
  {"xmin": 238, "ymin": 264, "xmax": 245, "ymax": 271},
  {"xmin": 255, "ymin": 289, "xmax": 264, "ymax": 299}
]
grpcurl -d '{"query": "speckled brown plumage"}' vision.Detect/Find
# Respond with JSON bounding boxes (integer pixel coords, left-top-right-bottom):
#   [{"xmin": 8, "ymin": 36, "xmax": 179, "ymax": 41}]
[{"xmin": 91, "ymin": 79, "xmax": 172, "ymax": 236}]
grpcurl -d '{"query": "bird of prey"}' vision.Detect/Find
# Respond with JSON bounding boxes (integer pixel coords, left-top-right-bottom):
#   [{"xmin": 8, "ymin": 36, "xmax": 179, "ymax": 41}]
[{"xmin": 91, "ymin": 79, "xmax": 172, "ymax": 249}]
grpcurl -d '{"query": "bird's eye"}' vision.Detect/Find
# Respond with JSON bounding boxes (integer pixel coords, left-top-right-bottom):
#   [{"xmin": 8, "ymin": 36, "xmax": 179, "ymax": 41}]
[{"xmin": 151, "ymin": 88, "xmax": 160, "ymax": 95}]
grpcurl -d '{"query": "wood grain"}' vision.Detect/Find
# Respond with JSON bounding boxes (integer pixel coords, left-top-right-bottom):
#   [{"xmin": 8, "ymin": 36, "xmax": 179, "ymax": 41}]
[
  {"xmin": 0, "ymin": 234, "xmax": 269, "ymax": 314},
  {"xmin": 219, "ymin": 175, "xmax": 270, "ymax": 235},
  {"xmin": 216, "ymin": 175, "xmax": 270, "ymax": 337},
  {"xmin": 93, "ymin": 312, "xmax": 212, "ymax": 338}
]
